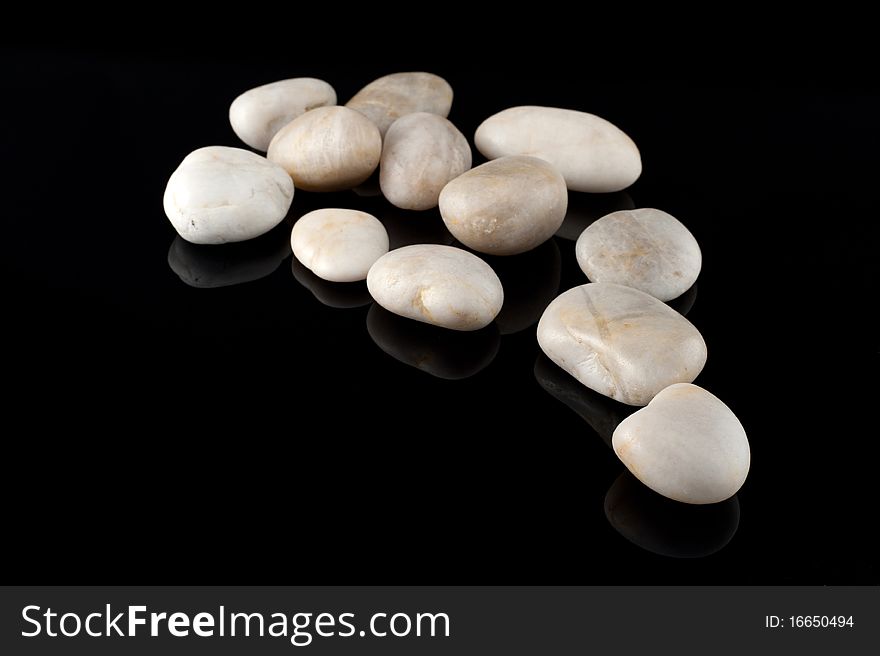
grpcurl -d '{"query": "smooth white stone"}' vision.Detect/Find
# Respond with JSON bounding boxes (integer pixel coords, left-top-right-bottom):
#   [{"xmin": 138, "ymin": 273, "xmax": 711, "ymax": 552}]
[
  {"xmin": 612, "ymin": 383, "xmax": 750, "ymax": 504},
  {"xmin": 163, "ymin": 146, "xmax": 294, "ymax": 245},
  {"xmin": 438, "ymin": 156, "xmax": 568, "ymax": 256},
  {"xmin": 537, "ymin": 283, "xmax": 707, "ymax": 406},
  {"xmin": 380, "ymin": 113, "xmax": 471, "ymax": 211},
  {"xmin": 367, "ymin": 245, "xmax": 503, "ymax": 331},
  {"xmin": 475, "ymin": 106, "xmax": 642, "ymax": 193},
  {"xmin": 346, "ymin": 72, "xmax": 453, "ymax": 136},
  {"xmin": 267, "ymin": 106, "xmax": 381, "ymax": 192},
  {"xmin": 229, "ymin": 78, "xmax": 336, "ymax": 151},
  {"xmin": 291, "ymin": 209, "xmax": 389, "ymax": 283},
  {"xmin": 576, "ymin": 208, "xmax": 702, "ymax": 302}
]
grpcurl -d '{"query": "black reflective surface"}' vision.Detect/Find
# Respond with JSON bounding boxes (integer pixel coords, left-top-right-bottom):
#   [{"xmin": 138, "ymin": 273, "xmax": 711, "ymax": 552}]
[{"xmin": 3, "ymin": 49, "xmax": 877, "ymax": 584}]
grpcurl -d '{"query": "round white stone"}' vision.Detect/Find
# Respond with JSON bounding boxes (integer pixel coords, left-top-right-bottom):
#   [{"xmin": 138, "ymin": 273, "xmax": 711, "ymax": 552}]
[
  {"xmin": 612, "ymin": 383, "xmax": 750, "ymax": 504},
  {"xmin": 291, "ymin": 209, "xmax": 389, "ymax": 283},
  {"xmin": 537, "ymin": 283, "xmax": 707, "ymax": 406},
  {"xmin": 267, "ymin": 106, "xmax": 381, "ymax": 192},
  {"xmin": 475, "ymin": 106, "xmax": 642, "ymax": 193},
  {"xmin": 438, "ymin": 155, "xmax": 568, "ymax": 256},
  {"xmin": 346, "ymin": 72, "xmax": 453, "ymax": 136},
  {"xmin": 380, "ymin": 113, "xmax": 471, "ymax": 211},
  {"xmin": 229, "ymin": 77, "xmax": 337, "ymax": 151},
  {"xmin": 163, "ymin": 146, "xmax": 294, "ymax": 245},
  {"xmin": 576, "ymin": 208, "xmax": 701, "ymax": 301},
  {"xmin": 367, "ymin": 245, "xmax": 503, "ymax": 331}
]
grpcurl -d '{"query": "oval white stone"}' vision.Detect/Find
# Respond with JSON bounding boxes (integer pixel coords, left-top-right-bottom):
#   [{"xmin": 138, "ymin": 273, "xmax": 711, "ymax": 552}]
[
  {"xmin": 267, "ymin": 106, "xmax": 381, "ymax": 192},
  {"xmin": 612, "ymin": 383, "xmax": 750, "ymax": 504},
  {"xmin": 439, "ymin": 155, "xmax": 568, "ymax": 256},
  {"xmin": 163, "ymin": 146, "xmax": 294, "ymax": 245},
  {"xmin": 367, "ymin": 244, "xmax": 503, "ymax": 331},
  {"xmin": 576, "ymin": 208, "xmax": 701, "ymax": 301},
  {"xmin": 229, "ymin": 77, "xmax": 337, "ymax": 151},
  {"xmin": 291, "ymin": 209, "xmax": 389, "ymax": 283},
  {"xmin": 475, "ymin": 106, "xmax": 642, "ymax": 193},
  {"xmin": 346, "ymin": 72, "xmax": 453, "ymax": 136},
  {"xmin": 537, "ymin": 283, "xmax": 707, "ymax": 405},
  {"xmin": 380, "ymin": 113, "xmax": 471, "ymax": 211}
]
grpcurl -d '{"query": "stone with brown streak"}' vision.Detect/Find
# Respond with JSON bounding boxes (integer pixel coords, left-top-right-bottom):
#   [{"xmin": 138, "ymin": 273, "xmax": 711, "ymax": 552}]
[
  {"xmin": 537, "ymin": 283, "xmax": 707, "ymax": 405},
  {"xmin": 576, "ymin": 208, "xmax": 701, "ymax": 301}
]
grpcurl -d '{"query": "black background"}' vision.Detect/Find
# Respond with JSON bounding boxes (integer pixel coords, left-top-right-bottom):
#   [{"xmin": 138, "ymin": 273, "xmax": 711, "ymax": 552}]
[{"xmin": 2, "ymin": 44, "xmax": 877, "ymax": 584}]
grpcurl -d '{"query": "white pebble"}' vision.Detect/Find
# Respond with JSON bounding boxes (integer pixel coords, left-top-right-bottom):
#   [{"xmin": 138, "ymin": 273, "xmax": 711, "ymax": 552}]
[
  {"xmin": 612, "ymin": 383, "xmax": 750, "ymax": 504},
  {"xmin": 439, "ymin": 156, "xmax": 567, "ymax": 255},
  {"xmin": 367, "ymin": 244, "xmax": 503, "ymax": 331},
  {"xmin": 291, "ymin": 209, "xmax": 389, "ymax": 283},
  {"xmin": 475, "ymin": 106, "xmax": 641, "ymax": 192},
  {"xmin": 576, "ymin": 208, "xmax": 701, "ymax": 301},
  {"xmin": 229, "ymin": 78, "xmax": 336, "ymax": 151},
  {"xmin": 267, "ymin": 106, "xmax": 381, "ymax": 192},
  {"xmin": 537, "ymin": 283, "xmax": 707, "ymax": 405},
  {"xmin": 163, "ymin": 146, "xmax": 294, "ymax": 245},
  {"xmin": 380, "ymin": 113, "xmax": 471, "ymax": 211},
  {"xmin": 346, "ymin": 72, "xmax": 453, "ymax": 136}
]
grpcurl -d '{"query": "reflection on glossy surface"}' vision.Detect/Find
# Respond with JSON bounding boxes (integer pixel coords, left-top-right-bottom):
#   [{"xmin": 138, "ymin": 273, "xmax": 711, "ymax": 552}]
[
  {"xmin": 167, "ymin": 226, "xmax": 291, "ymax": 288},
  {"xmin": 352, "ymin": 172, "xmax": 382, "ymax": 198},
  {"xmin": 487, "ymin": 239, "xmax": 561, "ymax": 334},
  {"xmin": 291, "ymin": 256, "xmax": 372, "ymax": 308},
  {"xmin": 534, "ymin": 353, "xmax": 634, "ymax": 448},
  {"xmin": 367, "ymin": 304, "xmax": 500, "ymax": 379},
  {"xmin": 556, "ymin": 191, "xmax": 634, "ymax": 240},
  {"xmin": 605, "ymin": 471, "xmax": 741, "ymax": 558},
  {"xmin": 380, "ymin": 207, "xmax": 455, "ymax": 249},
  {"xmin": 666, "ymin": 282, "xmax": 697, "ymax": 316}
]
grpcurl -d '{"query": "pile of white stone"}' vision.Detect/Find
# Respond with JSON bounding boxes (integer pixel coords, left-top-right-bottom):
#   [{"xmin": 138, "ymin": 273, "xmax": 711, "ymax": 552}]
[{"xmin": 163, "ymin": 72, "xmax": 750, "ymax": 506}]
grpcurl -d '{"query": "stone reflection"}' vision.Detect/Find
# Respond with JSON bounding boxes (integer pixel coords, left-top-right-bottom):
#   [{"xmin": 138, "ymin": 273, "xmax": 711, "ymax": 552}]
[
  {"xmin": 487, "ymin": 239, "xmax": 561, "ymax": 335},
  {"xmin": 556, "ymin": 191, "xmax": 634, "ymax": 240},
  {"xmin": 367, "ymin": 304, "xmax": 500, "ymax": 380},
  {"xmin": 167, "ymin": 226, "xmax": 291, "ymax": 288},
  {"xmin": 380, "ymin": 207, "xmax": 455, "ymax": 249},
  {"xmin": 604, "ymin": 471, "xmax": 741, "ymax": 558},
  {"xmin": 666, "ymin": 283, "xmax": 697, "ymax": 317},
  {"xmin": 352, "ymin": 172, "xmax": 382, "ymax": 198},
  {"xmin": 291, "ymin": 256, "xmax": 372, "ymax": 309},
  {"xmin": 533, "ymin": 353, "xmax": 634, "ymax": 448}
]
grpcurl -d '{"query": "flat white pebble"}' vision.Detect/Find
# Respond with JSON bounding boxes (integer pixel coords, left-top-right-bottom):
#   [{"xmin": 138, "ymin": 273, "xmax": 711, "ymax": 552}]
[
  {"xmin": 291, "ymin": 209, "xmax": 389, "ymax": 283},
  {"xmin": 439, "ymin": 156, "xmax": 568, "ymax": 255},
  {"xmin": 380, "ymin": 113, "xmax": 471, "ymax": 211},
  {"xmin": 576, "ymin": 208, "xmax": 701, "ymax": 301},
  {"xmin": 612, "ymin": 383, "xmax": 750, "ymax": 504},
  {"xmin": 475, "ymin": 106, "xmax": 641, "ymax": 192},
  {"xmin": 367, "ymin": 244, "xmax": 503, "ymax": 331},
  {"xmin": 163, "ymin": 146, "xmax": 294, "ymax": 245},
  {"xmin": 346, "ymin": 72, "xmax": 453, "ymax": 136},
  {"xmin": 537, "ymin": 283, "xmax": 707, "ymax": 405},
  {"xmin": 267, "ymin": 106, "xmax": 381, "ymax": 192},
  {"xmin": 229, "ymin": 78, "xmax": 336, "ymax": 151}
]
